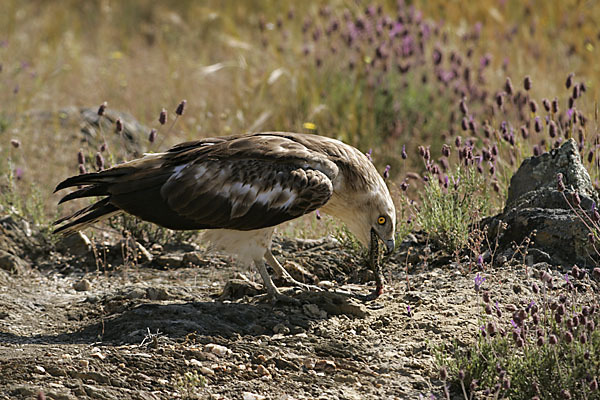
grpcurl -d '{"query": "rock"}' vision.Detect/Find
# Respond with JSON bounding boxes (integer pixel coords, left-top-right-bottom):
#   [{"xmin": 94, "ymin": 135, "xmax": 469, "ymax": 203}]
[
  {"xmin": 505, "ymin": 139, "xmax": 598, "ymax": 211},
  {"xmin": 205, "ymin": 343, "xmax": 232, "ymax": 357},
  {"xmin": 73, "ymin": 279, "xmax": 92, "ymax": 292},
  {"xmin": 314, "ymin": 359, "xmax": 337, "ymax": 372},
  {"xmin": 182, "ymin": 251, "xmax": 205, "ymax": 266},
  {"xmin": 219, "ymin": 278, "xmax": 262, "ymax": 300},
  {"xmin": 9, "ymin": 385, "xmax": 38, "ymax": 397},
  {"xmin": 56, "ymin": 232, "xmax": 92, "ymax": 256},
  {"xmin": 272, "ymin": 323, "xmax": 290, "ymax": 335},
  {"xmin": 123, "ymin": 287, "xmax": 146, "ymax": 299},
  {"xmin": 154, "ymin": 254, "xmax": 183, "ymax": 268},
  {"xmin": 146, "ymin": 287, "xmax": 170, "ymax": 301},
  {"xmin": 243, "ymin": 393, "xmax": 266, "ymax": 400},
  {"xmin": 0, "ymin": 250, "xmax": 27, "ymax": 274},
  {"xmin": 135, "ymin": 242, "xmax": 153, "ymax": 263},
  {"xmin": 486, "ymin": 139, "xmax": 599, "ymax": 266}
]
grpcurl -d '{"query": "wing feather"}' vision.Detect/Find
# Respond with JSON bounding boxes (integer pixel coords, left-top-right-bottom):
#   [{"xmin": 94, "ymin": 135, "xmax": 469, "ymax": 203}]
[{"xmin": 56, "ymin": 132, "xmax": 341, "ymax": 232}]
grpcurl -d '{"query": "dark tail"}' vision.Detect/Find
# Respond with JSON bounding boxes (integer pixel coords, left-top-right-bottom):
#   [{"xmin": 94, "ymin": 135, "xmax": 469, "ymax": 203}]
[{"xmin": 53, "ymin": 170, "xmax": 127, "ymax": 235}]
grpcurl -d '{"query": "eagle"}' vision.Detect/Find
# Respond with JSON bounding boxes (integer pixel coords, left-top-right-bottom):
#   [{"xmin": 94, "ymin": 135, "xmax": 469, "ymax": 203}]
[{"xmin": 54, "ymin": 132, "xmax": 396, "ymax": 300}]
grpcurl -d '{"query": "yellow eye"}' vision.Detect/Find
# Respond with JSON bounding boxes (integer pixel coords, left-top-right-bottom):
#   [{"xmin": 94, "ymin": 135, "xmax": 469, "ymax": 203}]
[{"xmin": 378, "ymin": 216, "xmax": 386, "ymax": 225}]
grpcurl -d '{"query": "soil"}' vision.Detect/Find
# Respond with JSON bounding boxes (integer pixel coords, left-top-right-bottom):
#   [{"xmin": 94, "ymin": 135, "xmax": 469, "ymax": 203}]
[{"xmin": 0, "ymin": 221, "xmax": 577, "ymax": 400}]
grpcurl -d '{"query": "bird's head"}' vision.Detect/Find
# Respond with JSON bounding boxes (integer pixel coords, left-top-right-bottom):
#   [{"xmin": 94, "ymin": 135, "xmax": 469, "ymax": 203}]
[{"xmin": 341, "ymin": 182, "xmax": 396, "ymax": 255}]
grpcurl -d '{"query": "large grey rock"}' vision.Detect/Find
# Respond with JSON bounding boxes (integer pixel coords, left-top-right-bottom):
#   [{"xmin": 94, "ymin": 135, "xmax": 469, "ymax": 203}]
[
  {"xmin": 487, "ymin": 139, "xmax": 599, "ymax": 266},
  {"xmin": 504, "ymin": 138, "xmax": 598, "ymax": 211}
]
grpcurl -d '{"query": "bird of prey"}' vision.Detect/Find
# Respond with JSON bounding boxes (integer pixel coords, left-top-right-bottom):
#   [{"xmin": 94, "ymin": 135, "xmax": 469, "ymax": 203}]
[{"xmin": 54, "ymin": 132, "xmax": 396, "ymax": 300}]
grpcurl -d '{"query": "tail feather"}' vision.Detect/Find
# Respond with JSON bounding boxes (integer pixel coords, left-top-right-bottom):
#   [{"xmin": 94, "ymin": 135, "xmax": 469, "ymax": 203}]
[
  {"xmin": 54, "ymin": 198, "xmax": 120, "ymax": 235},
  {"xmin": 57, "ymin": 185, "xmax": 109, "ymax": 204},
  {"xmin": 54, "ymin": 169, "xmax": 129, "ymax": 193}
]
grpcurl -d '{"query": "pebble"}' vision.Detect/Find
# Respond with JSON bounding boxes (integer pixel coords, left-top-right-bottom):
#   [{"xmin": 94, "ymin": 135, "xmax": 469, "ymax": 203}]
[
  {"xmin": 0, "ymin": 250, "xmax": 27, "ymax": 274},
  {"xmin": 154, "ymin": 254, "xmax": 183, "ymax": 268},
  {"xmin": 256, "ymin": 364, "xmax": 271, "ymax": 377},
  {"xmin": 73, "ymin": 279, "xmax": 92, "ymax": 292},
  {"xmin": 200, "ymin": 366, "xmax": 215, "ymax": 376},
  {"xmin": 35, "ymin": 365, "xmax": 46, "ymax": 374},
  {"xmin": 189, "ymin": 358, "xmax": 202, "ymax": 367},
  {"xmin": 135, "ymin": 242, "xmax": 153, "ymax": 263},
  {"xmin": 205, "ymin": 343, "xmax": 232, "ymax": 357},
  {"xmin": 78, "ymin": 359, "xmax": 89, "ymax": 369},
  {"xmin": 182, "ymin": 251, "xmax": 205, "ymax": 266},
  {"xmin": 146, "ymin": 287, "xmax": 170, "ymax": 301},
  {"xmin": 242, "ymin": 392, "xmax": 265, "ymax": 400},
  {"xmin": 314, "ymin": 359, "xmax": 336, "ymax": 372},
  {"xmin": 272, "ymin": 323, "xmax": 290, "ymax": 335},
  {"xmin": 303, "ymin": 304, "xmax": 327, "ymax": 319}
]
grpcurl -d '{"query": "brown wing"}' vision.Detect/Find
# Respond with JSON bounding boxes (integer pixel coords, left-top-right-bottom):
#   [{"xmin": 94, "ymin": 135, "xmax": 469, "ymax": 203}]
[
  {"xmin": 156, "ymin": 157, "xmax": 334, "ymax": 230},
  {"xmin": 55, "ymin": 133, "xmax": 339, "ymax": 232}
]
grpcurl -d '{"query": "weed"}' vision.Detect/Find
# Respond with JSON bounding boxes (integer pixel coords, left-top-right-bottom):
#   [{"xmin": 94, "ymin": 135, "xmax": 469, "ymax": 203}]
[
  {"xmin": 417, "ymin": 166, "xmax": 491, "ymax": 253},
  {"xmin": 437, "ymin": 268, "xmax": 600, "ymax": 399},
  {"xmin": 173, "ymin": 370, "xmax": 206, "ymax": 400}
]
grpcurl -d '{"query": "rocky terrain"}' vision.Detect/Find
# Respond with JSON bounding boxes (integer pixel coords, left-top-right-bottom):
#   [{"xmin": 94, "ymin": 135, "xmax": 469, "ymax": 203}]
[
  {"xmin": 2, "ymin": 138, "xmax": 599, "ymax": 399},
  {"xmin": 0, "ymin": 218, "xmax": 587, "ymax": 400}
]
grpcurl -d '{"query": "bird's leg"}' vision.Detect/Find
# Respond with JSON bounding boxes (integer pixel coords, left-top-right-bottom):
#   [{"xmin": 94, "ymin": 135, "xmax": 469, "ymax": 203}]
[
  {"xmin": 253, "ymin": 259, "xmax": 299, "ymax": 304},
  {"xmin": 264, "ymin": 250, "xmax": 323, "ymax": 292}
]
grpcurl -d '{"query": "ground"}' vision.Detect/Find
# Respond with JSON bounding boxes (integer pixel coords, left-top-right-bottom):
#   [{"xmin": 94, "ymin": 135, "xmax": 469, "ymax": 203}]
[{"xmin": 0, "ymin": 227, "xmax": 549, "ymax": 400}]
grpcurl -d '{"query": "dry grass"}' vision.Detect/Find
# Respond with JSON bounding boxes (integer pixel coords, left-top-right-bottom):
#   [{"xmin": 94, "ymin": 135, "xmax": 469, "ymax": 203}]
[{"xmin": 1, "ymin": 0, "xmax": 599, "ymax": 233}]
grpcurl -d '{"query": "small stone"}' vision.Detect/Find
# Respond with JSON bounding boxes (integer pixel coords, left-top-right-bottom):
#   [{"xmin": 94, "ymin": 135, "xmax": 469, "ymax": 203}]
[
  {"xmin": 146, "ymin": 287, "xmax": 170, "ymax": 301},
  {"xmin": 256, "ymin": 364, "xmax": 271, "ymax": 377},
  {"xmin": 219, "ymin": 278, "xmax": 262, "ymax": 300},
  {"xmin": 0, "ymin": 250, "xmax": 27, "ymax": 274},
  {"xmin": 318, "ymin": 280, "xmax": 335, "ymax": 290},
  {"xmin": 90, "ymin": 351, "xmax": 105, "ymax": 360},
  {"xmin": 205, "ymin": 343, "xmax": 232, "ymax": 357},
  {"xmin": 123, "ymin": 287, "xmax": 146, "ymax": 299},
  {"xmin": 182, "ymin": 251, "xmax": 205, "ymax": 266},
  {"xmin": 243, "ymin": 392, "xmax": 266, "ymax": 400},
  {"xmin": 35, "ymin": 365, "xmax": 46, "ymax": 374},
  {"xmin": 154, "ymin": 254, "xmax": 183, "ymax": 268},
  {"xmin": 200, "ymin": 366, "xmax": 215, "ymax": 376},
  {"xmin": 135, "ymin": 242, "xmax": 153, "ymax": 263},
  {"xmin": 303, "ymin": 303, "xmax": 327, "ymax": 319},
  {"xmin": 78, "ymin": 359, "xmax": 89, "ymax": 369},
  {"xmin": 150, "ymin": 243, "xmax": 163, "ymax": 253},
  {"xmin": 272, "ymin": 323, "xmax": 290, "ymax": 335},
  {"xmin": 303, "ymin": 358, "xmax": 316, "ymax": 369},
  {"xmin": 189, "ymin": 358, "xmax": 202, "ymax": 367},
  {"xmin": 56, "ymin": 232, "xmax": 92, "ymax": 256},
  {"xmin": 314, "ymin": 359, "xmax": 336, "ymax": 371},
  {"xmin": 73, "ymin": 279, "xmax": 91, "ymax": 292}
]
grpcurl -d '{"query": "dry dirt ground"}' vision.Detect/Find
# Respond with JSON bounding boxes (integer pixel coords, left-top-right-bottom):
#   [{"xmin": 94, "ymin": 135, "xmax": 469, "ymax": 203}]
[{"xmin": 0, "ymin": 226, "xmax": 563, "ymax": 400}]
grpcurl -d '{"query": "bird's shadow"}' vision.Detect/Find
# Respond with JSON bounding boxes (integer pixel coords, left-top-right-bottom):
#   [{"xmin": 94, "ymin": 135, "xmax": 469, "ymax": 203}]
[{"xmin": 1, "ymin": 290, "xmax": 372, "ymax": 346}]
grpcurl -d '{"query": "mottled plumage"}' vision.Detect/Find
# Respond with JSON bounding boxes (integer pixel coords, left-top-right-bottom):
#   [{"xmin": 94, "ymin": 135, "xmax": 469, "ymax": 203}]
[{"xmin": 55, "ymin": 132, "xmax": 396, "ymax": 299}]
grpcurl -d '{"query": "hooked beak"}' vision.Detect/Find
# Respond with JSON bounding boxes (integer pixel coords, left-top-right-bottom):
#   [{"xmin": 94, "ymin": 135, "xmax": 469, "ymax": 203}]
[
  {"xmin": 384, "ymin": 238, "xmax": 395, "ymax": 255},
  {"xmin": 369, "ymin": 229, "xmax": 395, "ymax": 255}
]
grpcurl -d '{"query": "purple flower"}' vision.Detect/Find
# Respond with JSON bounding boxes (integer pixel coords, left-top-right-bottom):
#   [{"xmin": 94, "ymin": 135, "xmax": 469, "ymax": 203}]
[
  {"xmin": 474, "ymin": 273, "xmax": 485, "ymax": 291},
  {"xmin": 383, "ymin": 165, "xmax": 391, "ymax": 179},
  {"xmin": 315, "ymin": 209, "xmax": 321, "ymax": 220},
  {"xmin": 566, "ymin": 108, "xmax": 574, "ymax": 120},
  {"xmin": 366, "ymin": 149, "xmax": 373, "ymax": 161},
  {"xmin": 14, "ymin": 167, "xmax": 23, "ymax": 180}
]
